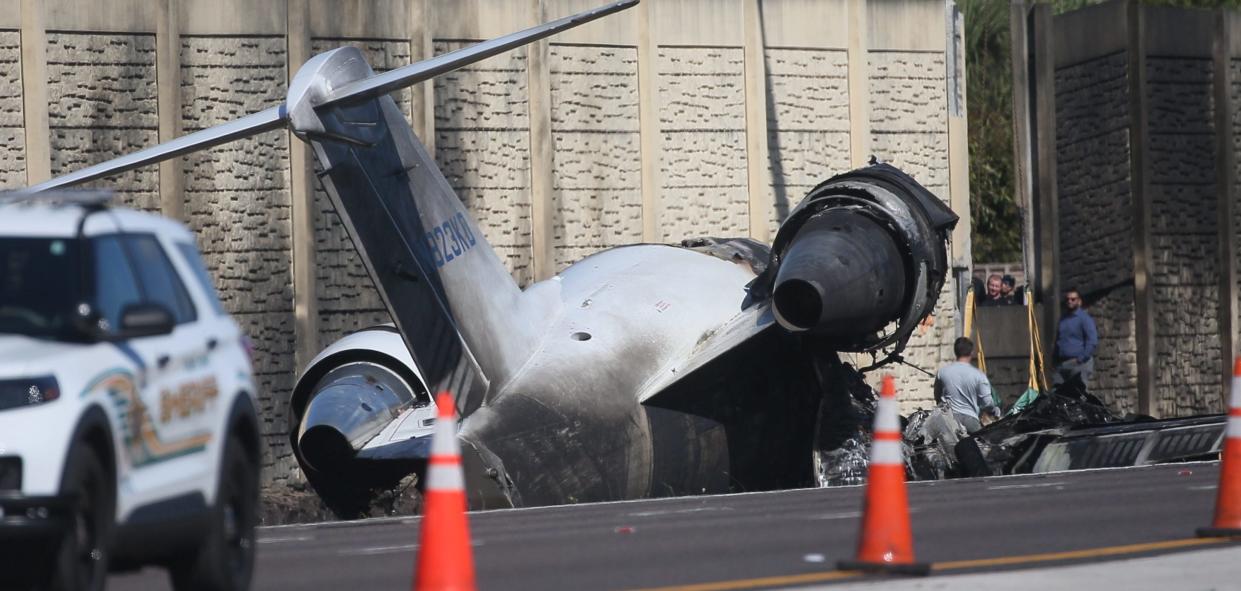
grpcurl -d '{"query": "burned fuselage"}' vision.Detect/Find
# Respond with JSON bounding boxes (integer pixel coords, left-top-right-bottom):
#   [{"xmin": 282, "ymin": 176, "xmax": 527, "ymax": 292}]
[{"xmin": 288, "ymin": 152, "xmax": 957, "ymax": 513}]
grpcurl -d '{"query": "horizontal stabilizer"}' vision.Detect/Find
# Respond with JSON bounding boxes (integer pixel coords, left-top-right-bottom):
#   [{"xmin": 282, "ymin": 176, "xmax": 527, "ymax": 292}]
[
  {"xmin": 326, "ymin": 0, "xmax": 638, "ymax": 107},
  {"xmin": 27, "ymin": 107, "xmax": 287, "ymax": 192},
  {"xmin": 25, "ymin": 0, "xmax": 638, "ymax": 193}
]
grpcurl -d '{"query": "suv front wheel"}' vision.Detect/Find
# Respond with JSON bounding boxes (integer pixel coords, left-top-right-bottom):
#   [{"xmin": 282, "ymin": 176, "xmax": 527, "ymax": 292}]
[
  {"xmin": 170, "ymin": 433, "xmax": 258, "ymax": 591},
  {"xmin": 49, "ymin": 446, "xmax": 113, "ymax": 591}
]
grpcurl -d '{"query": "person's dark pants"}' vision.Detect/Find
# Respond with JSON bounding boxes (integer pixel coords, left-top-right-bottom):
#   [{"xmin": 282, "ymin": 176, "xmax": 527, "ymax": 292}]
[{"xmin": 952, "ymin": 411, "xmax": 983, "ymax": 435}]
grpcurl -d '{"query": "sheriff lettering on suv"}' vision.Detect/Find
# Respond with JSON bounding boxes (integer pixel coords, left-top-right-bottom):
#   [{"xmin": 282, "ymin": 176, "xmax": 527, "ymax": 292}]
[{"xmin": 0, "ymin": 192, "xmax": 260, "ymax": 591}]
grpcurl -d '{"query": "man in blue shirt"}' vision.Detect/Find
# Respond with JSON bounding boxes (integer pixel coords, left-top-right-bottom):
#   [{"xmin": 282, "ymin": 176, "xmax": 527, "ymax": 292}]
[{"xmin": 1054, "ymin": 287, "xmax": 1098, "ymax": 388}]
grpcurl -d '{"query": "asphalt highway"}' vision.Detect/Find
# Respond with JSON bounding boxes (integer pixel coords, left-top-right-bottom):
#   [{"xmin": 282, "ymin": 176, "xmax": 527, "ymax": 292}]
[{"xmin": 110, "ymin": 462, "xmax": 1236, "ymax": 590}]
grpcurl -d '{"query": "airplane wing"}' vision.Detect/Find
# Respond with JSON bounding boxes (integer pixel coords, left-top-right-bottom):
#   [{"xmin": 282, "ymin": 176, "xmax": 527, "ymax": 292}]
[{"xmin": 636, "ymin": 302, "xmax": 779, "ymax": 406}]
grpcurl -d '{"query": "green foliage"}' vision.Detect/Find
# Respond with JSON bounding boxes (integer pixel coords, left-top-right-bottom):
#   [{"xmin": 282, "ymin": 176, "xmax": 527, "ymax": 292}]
[
  {"xmin": 962, "ymin": 0, "xmax": 1021, "ymax": 264},
  {"xmin": 963, "ymin": 0, "xmax": 1241, "ymax": 264}
]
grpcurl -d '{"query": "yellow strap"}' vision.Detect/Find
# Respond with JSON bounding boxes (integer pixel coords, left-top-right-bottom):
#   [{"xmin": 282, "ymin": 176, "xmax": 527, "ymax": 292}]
[
  {"xmin": 1026, "ymin": 296, "xmax": 1049, "ymax": 392},
  {"xmin": 965, "ymin": 286, "xmax": 986, "ymax": 373},
  {"xmin": 964, "ymin": 285, "xmax": 975, "ymax": 337}
]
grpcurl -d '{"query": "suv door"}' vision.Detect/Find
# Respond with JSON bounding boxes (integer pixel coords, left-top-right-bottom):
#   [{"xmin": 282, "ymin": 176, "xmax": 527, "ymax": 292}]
[{"xmin": 94, "ymin": 234, "xmax": 216, "ymax": 508}]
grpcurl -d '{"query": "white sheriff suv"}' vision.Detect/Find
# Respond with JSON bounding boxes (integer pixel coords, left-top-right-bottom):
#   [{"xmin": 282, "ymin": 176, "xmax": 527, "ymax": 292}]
[{"xmin": 0, "ymin": 193, "xmax": 260, "ymax": 591}]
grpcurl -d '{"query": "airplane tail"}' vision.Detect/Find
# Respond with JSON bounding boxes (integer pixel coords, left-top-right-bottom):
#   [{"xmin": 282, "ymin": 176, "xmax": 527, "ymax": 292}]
[
  {"xmin": 28, "ymin": 0, "xmax": 640, "ymax": 415},
  {"xmin": 289, "ymin": 49, "xmax": 548, "ymax": 415}
]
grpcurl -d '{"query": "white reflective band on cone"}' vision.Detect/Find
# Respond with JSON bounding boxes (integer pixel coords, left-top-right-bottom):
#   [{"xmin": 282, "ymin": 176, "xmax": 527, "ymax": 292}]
[
  {"xmin": 432, "ymin": 418, "xmax": 460, "ymax": 456},
  {"xmin": 426, "ymin": 462, "xmax": 465, "ymax": 491},
  {"xmin": 870, "ymin": 439, "xmax": 903, "ymax": 465},
  {"xmin": 1231, "ymin": 376, "xmax": 1241, "ymax": 409},
  {"xmin": 874, "ymin": 398, "xmax": 900, "ymax": 432},
  {"xmin": 1228, "ymin": 416, "xmax": 1241, "ymax": 438}
]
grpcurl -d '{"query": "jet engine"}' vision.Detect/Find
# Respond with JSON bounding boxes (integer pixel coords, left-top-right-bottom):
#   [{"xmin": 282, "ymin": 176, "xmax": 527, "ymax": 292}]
[
  {"xmin": 288, "ymin": 326, "xmax": 437, "ymax": 513},
  {"xmin": 760, "ymin": 162, "xmax": 958, "ymax": 353}
]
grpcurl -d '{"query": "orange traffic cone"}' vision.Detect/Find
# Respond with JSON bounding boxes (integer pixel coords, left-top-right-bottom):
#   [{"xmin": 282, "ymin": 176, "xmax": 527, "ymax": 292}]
[
  {"xmin": 1197, "ymin": 357, "xmax": 1241, "ymax": 538},
  {"xmin": 837, "ymin": 375, "xmax": 930, "ymax": 575},
  {"xmin": 413, "ymin": 393, "xmax": 477, "ymax": 591}
]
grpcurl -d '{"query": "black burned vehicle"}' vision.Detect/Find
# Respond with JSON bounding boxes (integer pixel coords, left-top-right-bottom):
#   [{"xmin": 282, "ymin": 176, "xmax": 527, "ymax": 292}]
[{"xmin": 896, "ymin": 377, "xmax": 1229, "ymax": 482}]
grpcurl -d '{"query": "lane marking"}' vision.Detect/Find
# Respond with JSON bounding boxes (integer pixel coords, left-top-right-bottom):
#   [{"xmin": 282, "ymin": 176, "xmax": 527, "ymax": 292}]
[
  {"xmin": 1187, "ymin": 484, "xmax": 1217, "ymax": 491},
  {"xmin": 339, "ymin": 543, "xmax": 419, "ymax": 556},
  {"xmin": 805, "ymin": 511, "xmax": 861, "ymax": 521},
  {"xmin": 623, "ymin": 538, "xmax": 1232, "ymax": 591},
  {"xmin": 257, "ymin": 535, "xmax": 314, "ymax": 544},
  {"xmin": 629, "ymin": 507, "xmax": 734, "ymax": 517},
  {"xmin": 626, "ymin": 570, "xmax": 860, "ymax": 591},
  {"xmin": 987, "ymin": 481, "xmax": 1066, "ymax": 491},
  {"xmin": 338, "ymin": 538, "xmax": 486, "ymax": 556},
  {"xmin": 932, "ymin": 537, "xmax": 1226, "ymax": 570}
]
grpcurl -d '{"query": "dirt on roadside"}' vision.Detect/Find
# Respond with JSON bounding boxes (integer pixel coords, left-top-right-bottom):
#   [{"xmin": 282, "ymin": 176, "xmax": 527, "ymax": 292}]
[{"xmin": 259, "ymin": 475, "xmax": 423, "ymax": 526}]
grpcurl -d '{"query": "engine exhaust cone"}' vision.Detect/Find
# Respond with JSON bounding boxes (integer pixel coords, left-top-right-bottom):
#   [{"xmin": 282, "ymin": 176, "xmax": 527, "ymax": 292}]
[
  {"xmin": 296, "ymin": 363, "xmax": 416, "ymax": 474},
  {"xmin": 298, "ymin": 425, "xmax": 355, "ymax": 474},
  {"xmin": 772, "ymin": 209, "xmax": 907, "ymax": 340}
]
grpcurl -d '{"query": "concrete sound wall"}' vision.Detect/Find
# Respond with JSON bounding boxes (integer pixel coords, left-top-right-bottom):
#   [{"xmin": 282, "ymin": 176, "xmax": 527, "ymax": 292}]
[
  {"xmin": 2, "ymin": 0, "xmax": 969, "ymax": 487},
  {"xmin": 1020, "ymin": 1, "xmax": 1236, "ymax": 418}
]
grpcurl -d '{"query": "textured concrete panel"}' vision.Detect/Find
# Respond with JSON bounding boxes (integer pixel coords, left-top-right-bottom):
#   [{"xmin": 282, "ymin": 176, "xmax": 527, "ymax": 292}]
[
  {"xmin": 658, "ymin": 131, "xmax": 750, "ymax": 238},
  {"xmin": 1054, "ymin": 52, "xmax": 1138, "ymax": 411},
  {"xmin": 869, "ymin": 52, "xmax": 947, "ymax": 134},
  {"xmin": 234, "ymin": 309, "xmax": 296, "ymax": 472},
  {"xmin": 550, "ymin": 44, "xmax": 642, "ymax": 270},
  {"xmin": 180, "ymin": 36, "xmax": 293, "ymax": 473},
  {"xmin": 0, "ymin": 31, "xmax": 21, "ymax": 188},
  {"xmin": 1233, "ymin": 59, "xmax": 1241, "ymax": 384},
  {"xmin": 870, "ymin": 132, "xmax": 948, "ymax": 194},
  {"xmin": 308, "ymin": 39, "xmax": 410, "ymax": 345},
  {"xmin": 657, "ymin": 46, "xmax": 748, "ymax": 240},
  {"xmin": 434, "ymin": 40, "xmax": 532, "ymax": 285},
  {"xmin": 764, "ymin": 48, "xmax": 850, "ymax": 234},
  {"xmin": 47, "ymin": 33, "xmax": 158, "ymax": 210},
  {"xmin": 1083, "ymin": 289, "xmax": 1140, "ymax": 415},
  {"xmin": 869, "ymin": 51, "xmax": 948, "ymax": 203},
  {"xmin": 893, "ymin": 282, "xmax": 957, "ymax": 412},
  {"xmin": 1055, "ymin": 51, "xmax": 1127, "ymax": 141},
  {"xmin": 657, "ymin": 47, "xmax": 746, "ymax": 130},
  {"xmin": 549, "ymin": 45, "xmax": 640, "ymax": 132},
  {"xmin": 1147, "ymin": 59, "xmax": 1213, "ymax": 134},
  {"xmin": 868, "ymin": 49, "xmax": 950, "ymax": 408},
  {"xmin": 764, "ymin": 130, "xmax": 850, "ymax": 228},
  {"xmin": 1147, "ymin": 57, "xmax": 1221, "ymax": 417}
]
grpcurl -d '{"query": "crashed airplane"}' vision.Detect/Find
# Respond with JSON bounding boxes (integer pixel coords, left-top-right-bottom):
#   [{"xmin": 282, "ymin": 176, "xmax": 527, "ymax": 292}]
[{"xmin": 31, "ymin": 0, "xmax": 961, "ymax": 513}]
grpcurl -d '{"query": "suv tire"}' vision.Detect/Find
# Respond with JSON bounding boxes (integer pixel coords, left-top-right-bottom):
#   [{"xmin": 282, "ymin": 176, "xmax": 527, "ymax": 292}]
[
  {"xmin": 170, "ymin": 433, "xmax": 258, "ymax": 591},
  {"xmin": 49, "ymin": 446, "xmax": 113, "ymax": 591}
]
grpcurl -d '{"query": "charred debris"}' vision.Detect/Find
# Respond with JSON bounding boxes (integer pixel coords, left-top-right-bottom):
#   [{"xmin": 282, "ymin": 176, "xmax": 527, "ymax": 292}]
[{"xmin": 815, "ymin": 373, "xmax": 1228, "ymax": 486}]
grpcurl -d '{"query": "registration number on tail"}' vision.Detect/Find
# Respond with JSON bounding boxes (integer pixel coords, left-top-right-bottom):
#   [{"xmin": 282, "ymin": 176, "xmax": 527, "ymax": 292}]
[{"xmin": 424, "ymin": 212, "xmax": 478, "ymax": 268}]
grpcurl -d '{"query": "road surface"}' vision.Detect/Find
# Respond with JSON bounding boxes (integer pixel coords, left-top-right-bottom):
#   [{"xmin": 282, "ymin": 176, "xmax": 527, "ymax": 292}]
[{"xmin": 111, "ymin": 462, "xmax": 1235, "ymax": 590}]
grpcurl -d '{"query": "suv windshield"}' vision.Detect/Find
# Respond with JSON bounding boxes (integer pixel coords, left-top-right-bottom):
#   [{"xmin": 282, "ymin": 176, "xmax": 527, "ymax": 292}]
[{"xmin": 0, "ymin": 237, "xmax": 83, "ymax": 340}]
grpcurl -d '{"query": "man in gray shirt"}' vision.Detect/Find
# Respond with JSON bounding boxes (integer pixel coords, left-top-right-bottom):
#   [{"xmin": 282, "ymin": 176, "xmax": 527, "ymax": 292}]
[{"xmin": 934, "ymin": 337, "xmax": 999, "ymax": 434}]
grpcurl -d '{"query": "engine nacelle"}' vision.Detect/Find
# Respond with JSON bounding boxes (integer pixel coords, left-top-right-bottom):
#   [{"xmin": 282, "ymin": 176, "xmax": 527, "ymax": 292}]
[
  {"xmin": 297, "ymin": 361, "xmax": 415, "ymax": 473},
  {"xmin": 759, "ymin": 162, "xmax": 958, "ymax": 353},
  {"xmin": 288, "ymin": 326, "xmax": 432, "ymax": 487}
]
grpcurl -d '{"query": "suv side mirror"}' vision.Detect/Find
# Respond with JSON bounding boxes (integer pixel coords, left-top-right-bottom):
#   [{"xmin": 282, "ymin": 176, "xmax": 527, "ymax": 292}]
[{"xmin": 118, "ymin": 303, "xmax": 175, "ymax": 339}]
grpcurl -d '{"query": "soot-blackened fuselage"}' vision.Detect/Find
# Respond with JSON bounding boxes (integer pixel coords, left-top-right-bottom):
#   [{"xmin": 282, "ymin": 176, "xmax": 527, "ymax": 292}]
[{"xmin": 457, "ymin": 244, "xmax": 821, "ymax": 508}]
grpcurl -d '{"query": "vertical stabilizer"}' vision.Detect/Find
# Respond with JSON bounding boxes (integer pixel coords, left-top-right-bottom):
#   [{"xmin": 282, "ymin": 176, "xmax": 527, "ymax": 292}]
[
  {"xmin": 23, "ymin": 0, "xmax": 643, "ymax": 415},
  {"xmin": 287, "ymin": 48, "xmax": 553, "ymax": 415}
]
